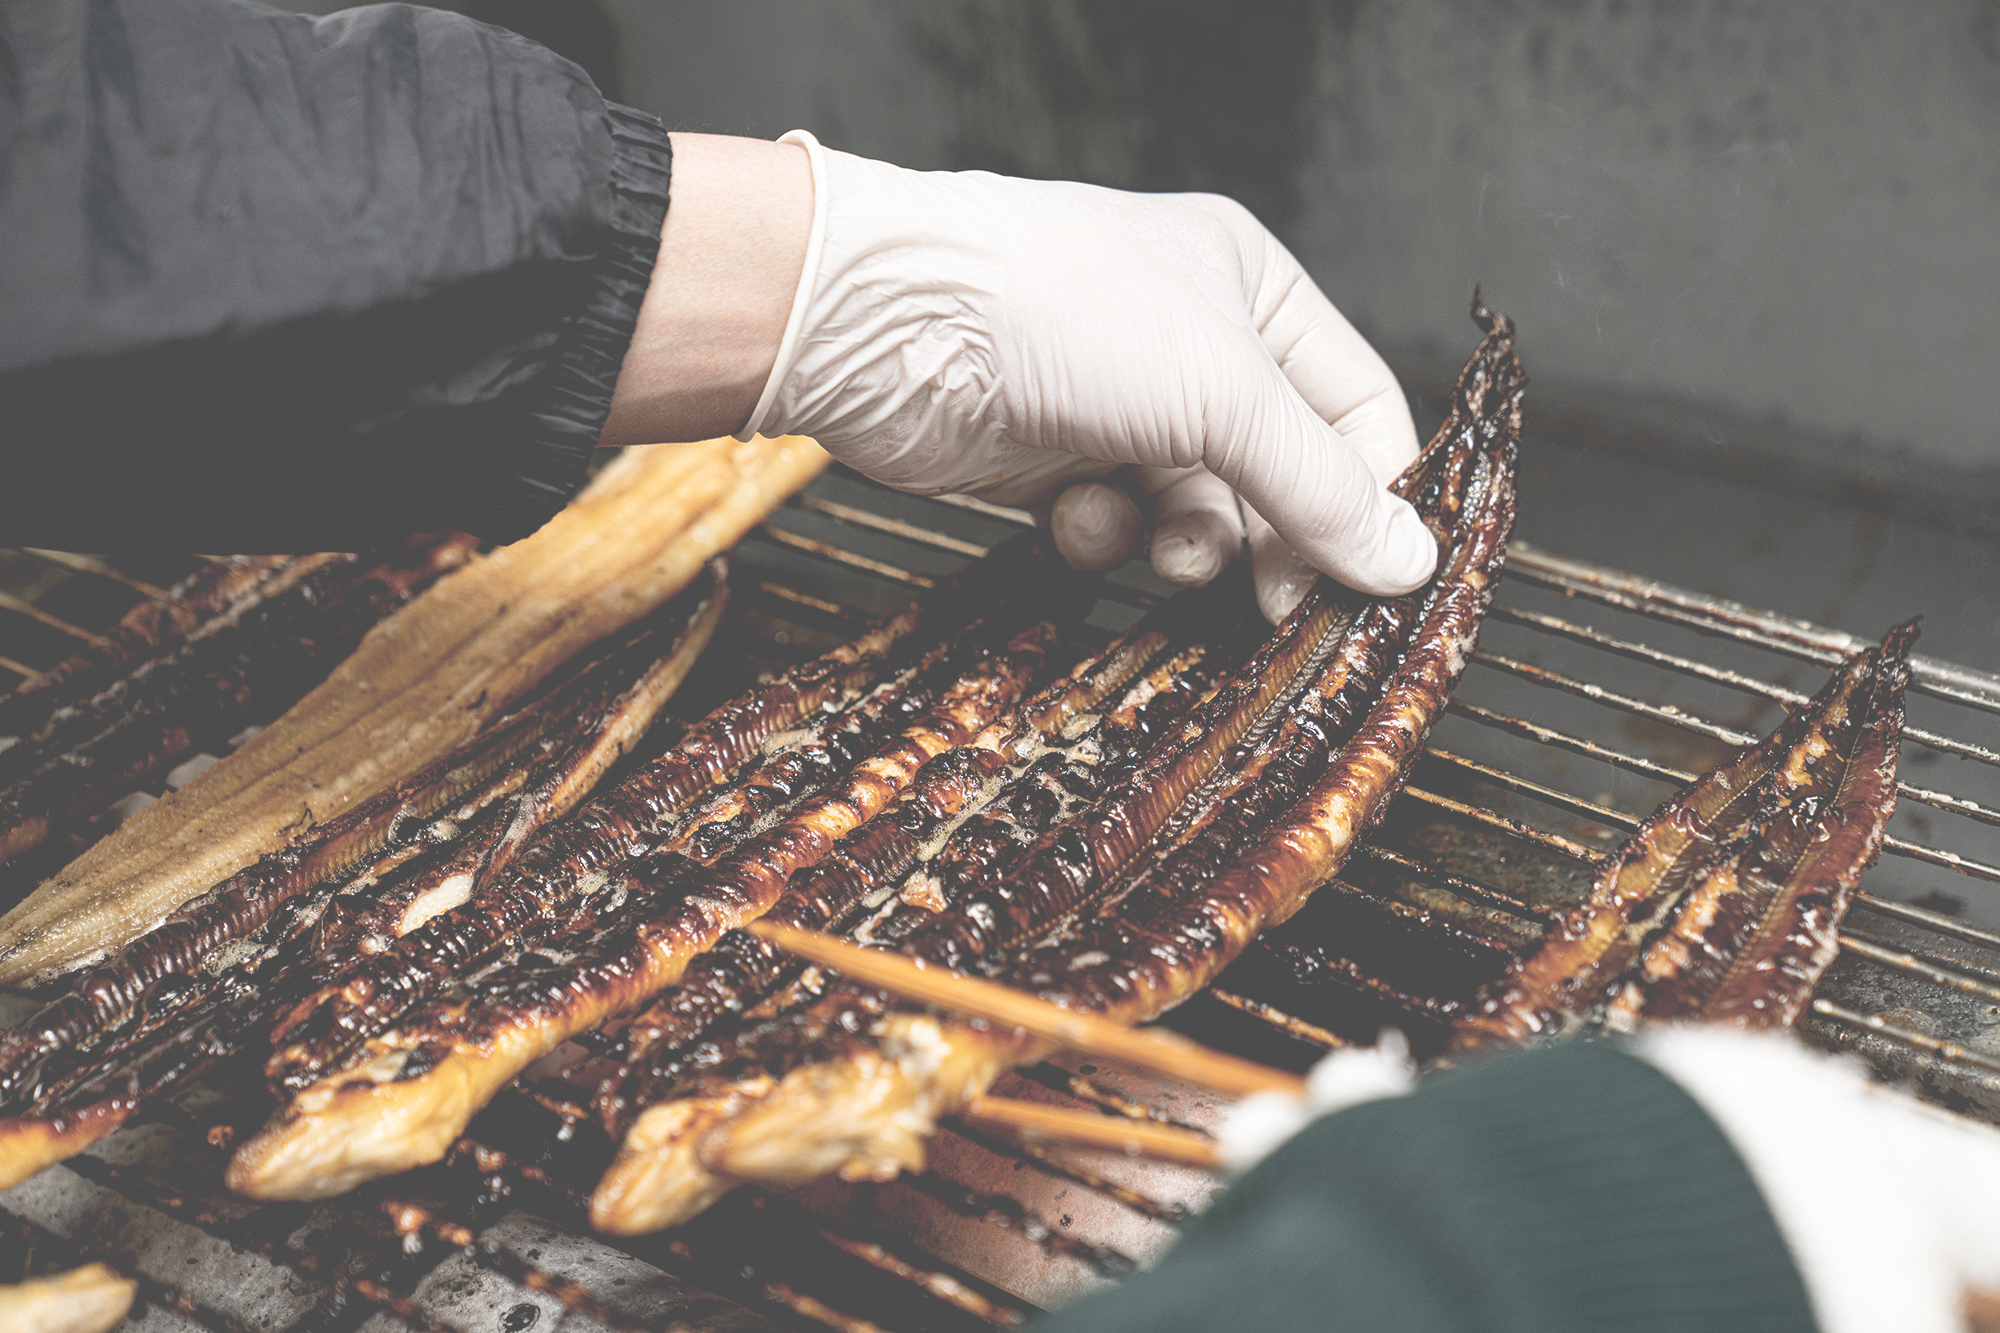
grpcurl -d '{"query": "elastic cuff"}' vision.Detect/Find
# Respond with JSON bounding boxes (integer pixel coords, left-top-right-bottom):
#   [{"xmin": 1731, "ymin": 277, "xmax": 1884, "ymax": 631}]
[
  {"xmin": 467, "ymin": 103, "xmax": 674, "ymax": 543},
  {"xmin": 735, "ymin": 128, "xmax": 829, "ymax": 442}
]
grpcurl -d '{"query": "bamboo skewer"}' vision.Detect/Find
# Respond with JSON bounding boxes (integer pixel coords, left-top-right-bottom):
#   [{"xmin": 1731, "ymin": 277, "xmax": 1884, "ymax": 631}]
[
  {"xmin": 744, "ymin": 920, "xmax": 1308, "ymax": 1099},
  {"xmin": 958, "ymin": 1096, "xmax": 1222, "ymax": 1168}
]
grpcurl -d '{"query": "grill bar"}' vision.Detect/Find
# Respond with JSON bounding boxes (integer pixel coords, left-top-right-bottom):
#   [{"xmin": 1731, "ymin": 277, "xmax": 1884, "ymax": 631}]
[
  {"xmin": 1464, "ymin": 647, "xmax": 2000, "ymax": 884},
  {"xmin": 1504, "ymin": 541, "xmax": 2000, "ymax": 715}
]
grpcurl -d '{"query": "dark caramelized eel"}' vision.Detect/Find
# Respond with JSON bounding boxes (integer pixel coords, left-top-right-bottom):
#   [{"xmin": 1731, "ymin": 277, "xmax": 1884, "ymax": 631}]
[
  {"xmin": 591, "ymin": 610, "xmax": 1236, "ymax": 1137},
  {"xmin": 591, "ymin": 302, "xmax": 1521, "ymax": 1229},
  {"xmin": 262, "ymin": 606, "xmax": 1005, "ymax": 1094},
  {"xmin": 0, "ymin": 535, "xmax": 480, "ymax": 866},
  {"xmin": 1456, "ymin": 620, "xmax": 1914, "ymax": 1044},
  {"xmin": 0, "ymin": 554, "xmax": 296, "ymax": 744},
  {"xmin": 0, "ymin": 570, "xmax": 732, "ymax": 1189},
  {"xmin": 226, "ymin": 618, "xmax": 1065, "ymax": 1199}
]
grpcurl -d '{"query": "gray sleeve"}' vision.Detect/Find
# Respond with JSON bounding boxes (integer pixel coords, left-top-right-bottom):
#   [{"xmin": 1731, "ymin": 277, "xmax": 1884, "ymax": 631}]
[{"xmin": 0, "ymin": 0, "xmax": 673, "ymax": 549}]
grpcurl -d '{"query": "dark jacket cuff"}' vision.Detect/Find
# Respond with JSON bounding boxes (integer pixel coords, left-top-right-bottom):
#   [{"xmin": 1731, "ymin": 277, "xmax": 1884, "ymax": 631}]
[{"xmin": 459, "ymin": 103, "xmax": 673, "ymax": 544}]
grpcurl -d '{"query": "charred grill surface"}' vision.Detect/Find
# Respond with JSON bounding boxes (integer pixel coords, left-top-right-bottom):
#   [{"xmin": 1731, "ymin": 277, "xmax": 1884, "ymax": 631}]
[
  {"xmin": 226, "ymin": 621, "xmax": 1064, "ymax": 1199},
  {"xmin": 1457, "ymin": 620, "xmax": 1914, "ymax": 1044},
  {"xmin": 0, "ymin": 554, "xmax": 296, "ymax": 744},
  {"xmin": 0, "ymin": 536, "xmax": 480, "ymax": 865}
]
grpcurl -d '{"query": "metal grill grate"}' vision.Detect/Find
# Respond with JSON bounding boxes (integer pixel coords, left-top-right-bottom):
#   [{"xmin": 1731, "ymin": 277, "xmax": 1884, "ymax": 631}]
[{"xmin": 4, "ymin": 463, "xmax": 1999, "ymax": 1331}]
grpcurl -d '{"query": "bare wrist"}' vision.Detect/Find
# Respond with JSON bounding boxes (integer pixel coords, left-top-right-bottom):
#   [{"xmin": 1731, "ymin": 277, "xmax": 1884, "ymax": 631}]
[{"xmin": 600, "ymin": 132, "xmax": 812, "ymax": 447}]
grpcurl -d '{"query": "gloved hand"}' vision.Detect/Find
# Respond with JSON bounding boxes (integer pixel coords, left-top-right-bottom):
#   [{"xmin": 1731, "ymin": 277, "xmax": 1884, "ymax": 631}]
[{"xmin": 738, "ymin": 132, "xmax": 1435, "ymax": 620}]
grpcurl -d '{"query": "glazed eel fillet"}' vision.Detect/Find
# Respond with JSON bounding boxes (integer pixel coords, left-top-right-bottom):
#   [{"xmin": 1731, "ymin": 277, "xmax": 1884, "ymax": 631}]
[
  {"xmin": 0, "ymin": 554, "xmax": 296, "ymax": 744},
  {"xmin": 0, "ymin": 569, "xmax": 730, "ymax": 1190},
  {"xmin": 594, "ymin": 303, "xmax": 1522, "ymax": 1225},
  {"xmin": 586, "ymin": 579, "xmax": 1393, "ymax": 1229},
  {"xmin": 254, "ymin": 535, "xmax": 1075, "ymax": 1094},
  {"xmin": 588, "ymin": 600, "xmax": 1322, "ymax": 1232},
  {"xmin": 227, "ymin": 615, "xmax": 1065, "ymax": 1198},
  {"xmin": 582, "ymin": 602, "xmax": 1241, "ymax": 1145},
  {"xmin": 1455, "ymin": 619, "xmax": 1914, "ymax": 1045},
  {"xmin": 0, "ymin": 535, "xmax": 480, "ymax": 865}
]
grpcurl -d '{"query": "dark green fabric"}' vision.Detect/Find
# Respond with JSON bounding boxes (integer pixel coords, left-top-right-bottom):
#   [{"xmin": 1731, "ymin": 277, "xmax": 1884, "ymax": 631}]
[{"xmin": 1038, "ymin": 1041, "xmax": 1817, "ymax": 1333}]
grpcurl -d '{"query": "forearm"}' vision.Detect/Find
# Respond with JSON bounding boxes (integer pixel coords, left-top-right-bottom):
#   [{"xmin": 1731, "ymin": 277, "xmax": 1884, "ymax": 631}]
[{"xmin": 602, "ymin": 134, "xmax": 811, "ymax": 447}]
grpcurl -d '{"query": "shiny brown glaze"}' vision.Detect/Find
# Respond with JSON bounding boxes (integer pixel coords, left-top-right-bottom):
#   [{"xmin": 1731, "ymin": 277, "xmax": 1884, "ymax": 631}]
[
  {"xmin": 1458, "ymin": 620, "xmax": 1913, "ymax": 1044},
  {"xmin": 0, "ymin": 536, "xmax": 480, "ymax": 865},
  {"xmin": 0, "ymin": 571, "xmax": 727, "ymax": 1112},
  {"xmin": 597, "ymin": 621, "xmax": 1179, "ymax": 1124},
  {"xmin": 604, "ymin": 631, "xmax": 1235, "ymax": 1135},
  {"xmin": 252, "ymin": 534, "xmax": 1076, "ymax": 1089},
  {"xmin": 262, "ymin": 610, "xmax": 1000, "ymax": 1093},
  {"xmin": 1619, "ymin": 622, "xmax": 1912, "ymax": 1028},
  {"xmin": 225, "ymin": 623, "xmax": 1059, "ymax": 1199},
  {"xmin": 1004, "ymin": 305, "xmax": 1518, "ymax": 1025},
  {"xmin": 0, "ymin": 554, "xmax": 298, "ymax": 744},
  {"xmin": 0, "ymin": 582, "xmax": 732, "ymax": 1188},
  {"xmin": 901, "ymin": 587, "xmax": 1344, "ymax": 976}
]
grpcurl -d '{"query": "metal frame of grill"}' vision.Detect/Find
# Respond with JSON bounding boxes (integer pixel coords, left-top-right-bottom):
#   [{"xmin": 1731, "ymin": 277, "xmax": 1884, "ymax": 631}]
[{"xmin": 4, "ymin": 463, "xmax": 1999, "ymax": 1332}]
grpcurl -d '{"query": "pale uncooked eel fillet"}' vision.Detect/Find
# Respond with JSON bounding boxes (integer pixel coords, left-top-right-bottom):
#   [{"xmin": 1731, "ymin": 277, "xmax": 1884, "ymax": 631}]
[{"xmin": 0, "ymin": 436, "xmax": 828, "ymax": 986}]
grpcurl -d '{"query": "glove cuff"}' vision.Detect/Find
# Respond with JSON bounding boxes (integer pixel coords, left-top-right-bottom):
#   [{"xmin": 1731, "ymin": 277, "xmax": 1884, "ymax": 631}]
[{"xmin": 736, "ymin": 129, "xmax": 830, "ymax": 443}]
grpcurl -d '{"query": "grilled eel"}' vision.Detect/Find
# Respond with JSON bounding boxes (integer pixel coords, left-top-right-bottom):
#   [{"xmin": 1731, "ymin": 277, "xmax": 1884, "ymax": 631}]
[
  {"xmin": 0, "ymin": 538, "xmax": 478, "ymax": 865},
  {"xmin": 0, "ymin": 554, "xmax": 296, "ymax": 745},
  {"xmin": 585, "ymin": 629, "xmax": 1253, "ymax": 1229},
  {"xmin": 255, "ymin": 537, "xmax": 1071, "ymax": 1092},
  {"xmin": 0, "ymin": 576, "xmax": 728, "ymax": 1190},
  {"xmin": 587, "ymin": 579, "xmax": 1262, "ymax": 1134},
  {"xmin": 0, "ymin": 569, "xmax": 727, "ymax": 1104},
  {"xmin": 585, "ymin": 583, "xmax": 1369, "ymax": 1231},
  {"xmin": 1454, "ymin": 620, "xmax": 1914, "ymax": 1044},
  {"xmin": 590, "ymin": 618, "xmax": 1220, "ymax": 1131},
  {"xmin": 0, "ymin": 435, "xmax": 828, "ymax": 987},
  {"xmin": 227, "ymin": 622, "xmax": 1060, "ymax": 1198},
  {"xmin": 600, "ymin": 302, "xmax": 1521, "ymax": 1223}
]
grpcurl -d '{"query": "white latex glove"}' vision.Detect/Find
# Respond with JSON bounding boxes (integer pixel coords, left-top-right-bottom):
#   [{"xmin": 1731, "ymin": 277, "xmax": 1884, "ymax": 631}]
[
  {"xmin": 1220, "ymin": 1027, "xmax": 2000, "ymax": 1333},
  {"xmin": 1637, "ymin": 1027, "xmax": 2000, "ymax": 1333},
  {"xmin": 739, "ymin": 132, "xmax": 1435, "ymax": 618}
]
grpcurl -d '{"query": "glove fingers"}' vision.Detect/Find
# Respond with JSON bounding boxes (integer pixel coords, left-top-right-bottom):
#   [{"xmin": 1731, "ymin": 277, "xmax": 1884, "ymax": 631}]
[
  {"xmin": 1208, "ymin": 349, "xmax": 1436, "ymax": 599},
  {"xmin": 1143, "ymin": 467, "xmax": 1243, "ymax": 588},
  {"xmin": 1243, "ymin": 504, "xmax": 1319, "ymax": 624},
  {"xmin": 1051, "ymin": 480, "xmax": 1144, "ymax": 572}
]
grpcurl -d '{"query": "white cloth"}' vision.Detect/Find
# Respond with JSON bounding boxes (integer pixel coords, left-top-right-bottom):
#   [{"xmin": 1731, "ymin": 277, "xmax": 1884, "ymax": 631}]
[
  {"xmin": 1637, "ymin": 1026, "xmax": 2000, "ymax": 1333},
  {"xmin": 742, "ymin": 132, "xmax": 1435, "ymax": 615}
]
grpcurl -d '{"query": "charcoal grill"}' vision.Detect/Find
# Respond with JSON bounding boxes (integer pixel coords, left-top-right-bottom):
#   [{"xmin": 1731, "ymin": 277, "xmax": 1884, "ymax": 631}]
[{"xmin": 3, "ymin": 461, "xmax": 1998, "ymax": 1332}]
